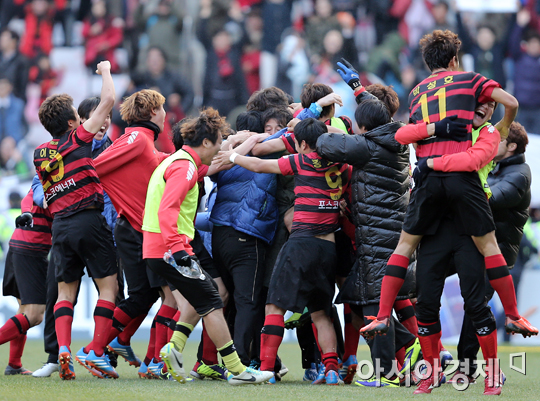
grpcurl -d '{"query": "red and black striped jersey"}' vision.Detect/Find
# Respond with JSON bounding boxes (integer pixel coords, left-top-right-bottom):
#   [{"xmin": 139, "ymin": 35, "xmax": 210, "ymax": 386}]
[
  {"xmin": 281, "ymin": 116, "xmax": 354, "ymax": 154},
  {"xmin": 408, "ymin": 70, "xmax": 500, "ymax": 159},
  {"xmin": 278, "ymin": 151, "xmax": 350, "ymax": 238},
  {"xmin": 9, "ymin": 189, "xmax": 53, "ymax": 255},
  {"xmin": 33, "ymin": 124, "xmax": 104, "ymax": 218}
]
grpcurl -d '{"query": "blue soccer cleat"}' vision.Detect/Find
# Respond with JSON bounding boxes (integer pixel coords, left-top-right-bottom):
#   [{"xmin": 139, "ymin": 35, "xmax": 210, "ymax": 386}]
[
  {"xmin": 85, "ymin": 350, "xmax": 119, "ymax": 379},
  {"xmin": 58, "ymin": 346, "xmax": 76, "ymax": 380},
  {"xmin": 138, "ymin": 361, "xmax": 150, "ymax": 379},
  {"xmin": 108, "ymin": 338, "xmax": 141, "ymax": 367},
  {"xmin": 75, "ymin": 347, "xmax": 106, "ymax": 379},
  {"xmin": 311, "ymin": 363, "xmax": 326, "ymax": 385},
  {"xmin": 325, "ymin": 370, "xmax": 344, "ymax": 385},
  {"xmin": 440, "ymin": 348, "xmax": 453, "ymax": 371},
  {"xmin": 303, "ymin": 363, "xmax": 319, "ymax": 382},
  {"xmin": 340, "ymin": 355, "xmax": 358, "ymax": 384}
]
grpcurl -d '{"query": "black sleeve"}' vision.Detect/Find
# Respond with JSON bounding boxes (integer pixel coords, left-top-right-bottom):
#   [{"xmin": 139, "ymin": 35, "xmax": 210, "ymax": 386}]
[
  {"xmin": 489, "ymin": 168, "xmax": 531, "ymax": 210},
  {"xmin": 316, "ymin": 132, "xmax": 372, "ymax": 168}
]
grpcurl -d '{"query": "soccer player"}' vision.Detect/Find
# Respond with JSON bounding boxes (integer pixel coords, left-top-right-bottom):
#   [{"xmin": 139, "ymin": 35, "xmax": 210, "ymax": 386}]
[
  {"xmin": 0, "ymin": 189, "xmax": 52, "ymax": 375},
  {"xmin": 360, "ymin": 29, "xmax": 537, "ymax": 339},
  {"xmin": 33, "ymin": 60, "xmax": 119, "ymax": 380},
  {"xmin": 396, "ymin": 100, "xmax": 504, "ymax": 394},
  {"xmin": 92, "ymin": 88, "xmax": 176, "ymax": 378},
  {"xmin": 215, "ymin": 118, "xmax": 350, "ymax": 385},
  {"xmin": 142, "ymin": 108, "xmax": 273, "ymax": 385}
]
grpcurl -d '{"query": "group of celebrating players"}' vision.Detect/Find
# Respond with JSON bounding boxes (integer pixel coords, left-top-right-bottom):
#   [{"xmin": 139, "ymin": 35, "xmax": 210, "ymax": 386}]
[{"xmin": 0, "ymin": 28, "xmax": 538, "ymax": 395}]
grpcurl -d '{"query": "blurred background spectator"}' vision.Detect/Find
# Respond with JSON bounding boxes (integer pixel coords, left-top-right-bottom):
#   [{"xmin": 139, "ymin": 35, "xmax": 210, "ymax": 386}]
[{"xmin": 0, "ymin": 28, "xmax": 28, "ymax": 102}]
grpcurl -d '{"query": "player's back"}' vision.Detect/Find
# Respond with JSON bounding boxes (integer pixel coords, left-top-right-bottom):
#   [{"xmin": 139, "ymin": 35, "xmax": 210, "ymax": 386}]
[{"xmin": 408, "ymin": 70, "xmax": 499, "ymax": 159}]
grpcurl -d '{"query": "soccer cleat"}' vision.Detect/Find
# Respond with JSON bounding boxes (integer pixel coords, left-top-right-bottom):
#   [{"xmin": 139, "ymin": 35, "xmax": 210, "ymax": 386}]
[
  {"xmin": 4, "ymin": 365, "xmax": 32, "ymax": 375},
  {"xmin": 505, "ymin": 316, "xmax": 538, "ymax": 338},
  {"xmin": 160, "ymin": 342, "xmax": 186, "ymax": 384},
  {"xmin": 303, "ymin": 363, "xmax": 319, "ymax": 382},
  {"xmin": 360, "ymin": 316, "xmax": 390, "ymax": 339},
  {"xmin": 483, "ymin": 373, "xmax": 502, "ymax": 395},
  {"xmin": 32, "ymin": 362, "xmax": 59, "ymax": 378},
  {"xmin": 138, "ymin": 361, "xmax": 150, "ymax": 379},
  {"xmin": 85, "ymin": 350, "xmax": 119, "ymax": 379},
  {"xmin": 311, "ymin": 364, "xmax": 326, "ymax": 385},
  {"xmin": 400, "ymin": 339, "xmax": 422, "ymax": 376},
  {"xmin": 147, "ymin": 359, "xmax": 168, "ymax": 380},
  {"xmin": 108, "ymin": 337, "xmax": 141, "ymax": 367},
  {"xmin": 440, "ymin": 348, "xmax": 453, "ymax": 371},
  {"xmin": 325, "ymin": 370, "xmax": 344, "ymax": 385},
  {"xmin": 75, "ymin": 347, "xmax": 106, "ymax": 379},
  {"xmin": 414, "ymin": 378, "xmax": 433, "ymax": 394},
  {"xmin": 355, "ymin": 376, "xmax": 399, "ymax": 387},
  {"xmin": 227, "ymin": 367, "xmax": 273, "ymax": 386},
  {"xmin": 190, "ymin": 361, "xmax": 202, "ymax": 379},
  {"xmin": 340, "ymin": 355, "xmax": 358, "ymax": 384},
  {"xmin": 284, "ymin": 308, "xmax": 311, "ymax": 329},
  {"xmin": 196, "ymin": 362, "xmax": 228, "ymax": 381},
  {"xmin": 58, "ymin": 346, "xmax": 76, "ymax": 380}
]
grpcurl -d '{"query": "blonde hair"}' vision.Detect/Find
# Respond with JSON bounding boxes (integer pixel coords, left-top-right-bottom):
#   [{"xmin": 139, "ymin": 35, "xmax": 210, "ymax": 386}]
[{"xmin": 119, "ymin": 89, "xmax": 165, "ymax": 124}]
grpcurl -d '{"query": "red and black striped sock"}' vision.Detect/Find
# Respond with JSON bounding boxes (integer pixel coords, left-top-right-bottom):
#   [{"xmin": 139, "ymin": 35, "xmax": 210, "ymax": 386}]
[
  {"xmin": 343, "ymin": 304, "xmax": 359, "ymax": 361},
  {"xmin": 201, "ymin": 321, "xmax": 219, "ymax": 365},
  {"xmin": 260, "ymin": 314, "xmax": 284, "ymax": 371},
  {"xmin": 0, "ymin": 314, "xmax": 30, "ymax": 345},
  {"xmin": 118, "ymin": 313, "xmax": 147, "ymax": 346},
  {"xmin": 54, "ymin": 301, "xmax": 73, "ymax": 351},
  {"xmin": 105, "ymin": 307, "xmax": 133, "ymax": 346},
  {"xmin": 9, "ymin": 333, "xmax": 27, "ymax": 369},
  {"xmin": 417, "ymin": 320, "xmax": 441, "ymax": 380},
  {"xmin": 378, "ymin": 254, "xmax": 409, "ymax": 319},
  {"xmin": 394, "ymin": 299, "xmax": 418, "ymax": 336},
  {"xmin": 144, "ymin": 317, "xmax": 157, "ymax": 366},
  {"xmin": 154, "ymin": 305, "xmax": 177, "ymax": 361},
  {"xmin": 485, "ymin": 254, "xmax": 519, "ymax": 320},
  {"xmin": 475, "ymin": 320, "xmax": 497, "ymax": 362},
  {"xmin": 91, "ymin": 300, "xmax": 115, "ymax": 356},
  {"xmin": 322, "ymin": 352, "xmax": 339, "ymax": 373}
]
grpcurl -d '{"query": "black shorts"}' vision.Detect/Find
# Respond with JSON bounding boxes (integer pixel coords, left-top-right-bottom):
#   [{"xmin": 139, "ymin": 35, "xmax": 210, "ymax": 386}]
[
  {"xmin": 51, "ymin": 209, "xmax": 118, "ymax": 283},
  {"xmin": 146, "ymin": 258, "xmax": 223, "ymax": 316},
  {"xmin": 3, "ymin": 249, "xmax": 20, "ymax": 299},
  {"xmin": 267, "ymin": 236, "xmax": 336, "ymax": 316},
  {"xmin": 3, "ymin": 249, "xmax": 48, "ymax": 304},
  {"xmin": 403, "ymin": 172, "xmax": 495, "ymax": 237},
  {"xmin": 191, "ymin": 230, "xmax": 219, "ymax": 279},
  {"xmin": 335, "ymin": 230, "xmax": 355, "ymax": 278}
]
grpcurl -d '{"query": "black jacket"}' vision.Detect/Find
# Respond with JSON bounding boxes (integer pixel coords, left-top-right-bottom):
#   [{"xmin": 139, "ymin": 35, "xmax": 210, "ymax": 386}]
[
  {"xmin": 316, "ymin": 121, "xmax": 414, "ymax": 305},
  {"xmin": 487, "ymin": 153, "xmax": 531, "ymax": 268}
]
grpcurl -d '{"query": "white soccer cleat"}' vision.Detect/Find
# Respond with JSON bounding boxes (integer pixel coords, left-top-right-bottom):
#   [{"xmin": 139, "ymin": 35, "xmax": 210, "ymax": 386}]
[
  {"xmin": 32, "ymin": 362, "xmax": 59, "ymax": 378},
  {"xmin": 160, "ymin": 342, "xmax": 186, "ymax": 384},
  {"xmin": 228, "ymin": 367, "xmax": 274, "ymax": 386}
]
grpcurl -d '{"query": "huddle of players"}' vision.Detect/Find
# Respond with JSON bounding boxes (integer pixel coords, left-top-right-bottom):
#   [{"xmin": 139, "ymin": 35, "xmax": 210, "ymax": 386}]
[{"xmin": 0, "ymin": 27, "xmax": 537, "ymax": 392}]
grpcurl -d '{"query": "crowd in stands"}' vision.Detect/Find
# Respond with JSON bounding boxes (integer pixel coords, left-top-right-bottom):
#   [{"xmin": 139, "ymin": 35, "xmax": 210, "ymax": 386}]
[{"xmin": 0, "ymin": 0, "xmax": 539, "ymax": 179}]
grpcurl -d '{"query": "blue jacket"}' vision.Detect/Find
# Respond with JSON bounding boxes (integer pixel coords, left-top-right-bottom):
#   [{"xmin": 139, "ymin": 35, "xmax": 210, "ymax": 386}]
[{"xmin": 210, "ymin": 137, "xmax": 280, "ymax": 243}]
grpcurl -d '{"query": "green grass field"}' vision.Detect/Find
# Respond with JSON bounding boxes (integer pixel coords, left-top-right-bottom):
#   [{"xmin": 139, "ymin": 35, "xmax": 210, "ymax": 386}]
[{"xmin": 0, "ymin": 341, "xmax": 538, "ymax": 400}]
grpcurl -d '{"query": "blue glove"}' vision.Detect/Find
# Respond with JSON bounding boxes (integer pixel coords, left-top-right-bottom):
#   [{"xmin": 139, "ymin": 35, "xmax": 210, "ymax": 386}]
[
  {"xmin": 336, "ymin": 58, "xmax": 361, "ymax": 90},
  {"xmin": 412, "ymin": 158, "xmax": 431, "ymax": 189}
]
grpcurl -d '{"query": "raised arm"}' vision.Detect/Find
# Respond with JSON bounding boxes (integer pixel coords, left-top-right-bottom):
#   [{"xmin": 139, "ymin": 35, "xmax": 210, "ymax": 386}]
[
  {"xmin": 82, "ymin": 61, "xmax": 116, "ymax": 134},
  {"xmin": 214, "ymin": 145, "xmax": 282, "ymax": 174},
  {"xmin": 490, "ymin": 88, "xmax": 519, "ymax": 140}
]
